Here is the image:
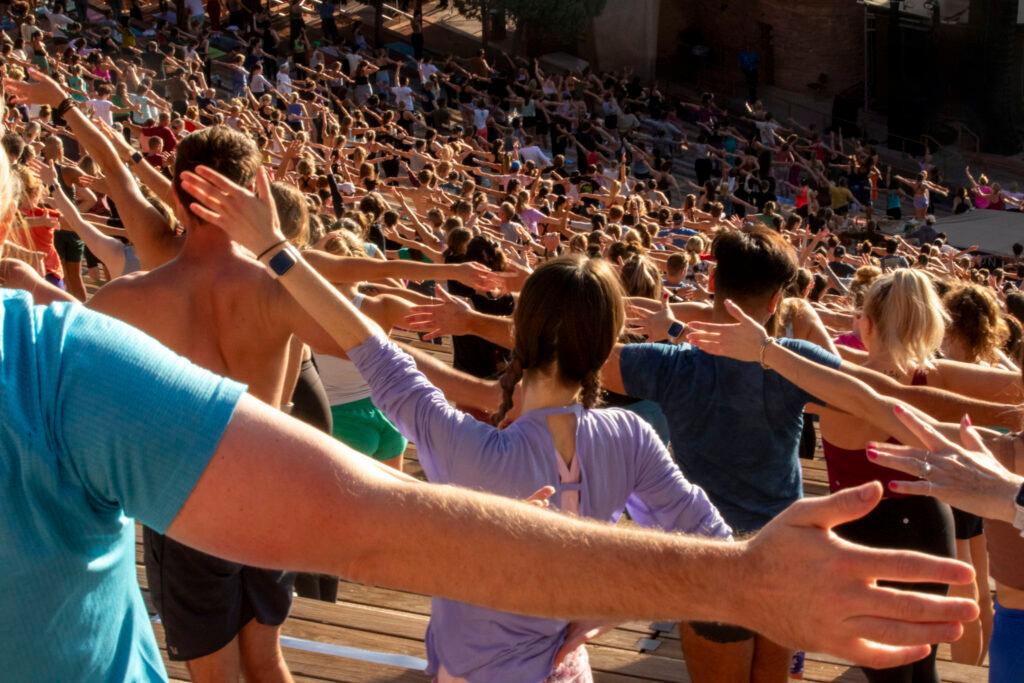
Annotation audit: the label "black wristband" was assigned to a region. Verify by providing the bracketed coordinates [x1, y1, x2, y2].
[257, 239, 288, 261]
[54, 97, 75, 118]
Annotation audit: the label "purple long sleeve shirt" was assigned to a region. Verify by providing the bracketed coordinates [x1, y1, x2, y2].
[348, 335, 731, 683]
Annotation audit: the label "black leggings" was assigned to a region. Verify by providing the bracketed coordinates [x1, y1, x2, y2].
[289, 358, 340, 603]
[835, 497, 955, 683]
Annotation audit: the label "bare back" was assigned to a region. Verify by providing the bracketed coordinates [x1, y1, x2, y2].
[88, 241, 295, 406]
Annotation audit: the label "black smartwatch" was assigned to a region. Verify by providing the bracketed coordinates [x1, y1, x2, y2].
[667, 320, 685, 342]
[130, 151, 144, 165]
[267, 244, 300, 279]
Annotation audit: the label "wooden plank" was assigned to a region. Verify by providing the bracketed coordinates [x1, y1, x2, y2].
[151, 620, 428, 683]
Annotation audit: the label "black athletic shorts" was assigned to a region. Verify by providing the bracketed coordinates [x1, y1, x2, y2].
[953, 507, 984, 540]
[689, 621, 755, 643]
[144, 527, 295, 661]
[54, 229, 85, 262]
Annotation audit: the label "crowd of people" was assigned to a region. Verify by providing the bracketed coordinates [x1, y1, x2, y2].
[2, 1, 1024, 682]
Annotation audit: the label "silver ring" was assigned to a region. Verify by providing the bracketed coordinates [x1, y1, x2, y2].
[922, 452, 933, 479]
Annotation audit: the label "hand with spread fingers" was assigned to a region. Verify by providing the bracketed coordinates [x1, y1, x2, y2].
[867, 407, 1023, 524]
[743, 482, 979, 668]
[179, 164, 284, 255]
[685, 298, 767, 361]
[4, 68, 67, 108]
[403, 284, 473, 341]
[627, 293, 678, 342]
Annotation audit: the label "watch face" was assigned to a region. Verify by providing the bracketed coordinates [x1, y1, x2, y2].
[268, 246, 297, 276]
[1016, 481, 1024, 507]
[667, 322, 685, 339]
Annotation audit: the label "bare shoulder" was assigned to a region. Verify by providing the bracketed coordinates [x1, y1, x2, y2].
[85, 271, 155, 317]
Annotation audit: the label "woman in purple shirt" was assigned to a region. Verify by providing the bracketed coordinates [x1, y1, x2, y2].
[347, 255, 731, 682]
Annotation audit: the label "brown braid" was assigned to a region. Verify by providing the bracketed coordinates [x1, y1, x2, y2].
[492, 353, 524, 426]
[579, 370, 603, 410]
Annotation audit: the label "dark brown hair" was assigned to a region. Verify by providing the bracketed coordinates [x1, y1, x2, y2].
[173, 125, 261, 209]
[711, 226, 797, 305]
[493, 255, 625, 425]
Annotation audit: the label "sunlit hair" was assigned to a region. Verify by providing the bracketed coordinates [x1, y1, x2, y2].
[0, 143, 23, 256]
[270, 181, 310, 249]
[318, 229, 363, 256]
[943, 284, 1009, 364]
[850, 265, 882, 309]
[620, 254, 662, 299]
[862, 269, 948, 373]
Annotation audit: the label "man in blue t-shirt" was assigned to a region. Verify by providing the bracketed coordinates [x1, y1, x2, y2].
[603, 227, 841, 683]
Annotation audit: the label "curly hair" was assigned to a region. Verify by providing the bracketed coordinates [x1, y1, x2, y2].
[943, 284, 1009, 364]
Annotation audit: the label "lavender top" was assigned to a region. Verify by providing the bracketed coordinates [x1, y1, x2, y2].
[349, 335, 731, 683]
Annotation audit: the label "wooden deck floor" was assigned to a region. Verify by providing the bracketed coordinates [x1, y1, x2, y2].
[142, 332, 989, 682]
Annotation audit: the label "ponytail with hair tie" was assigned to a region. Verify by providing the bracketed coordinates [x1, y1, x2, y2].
[493, 352, 524, 427]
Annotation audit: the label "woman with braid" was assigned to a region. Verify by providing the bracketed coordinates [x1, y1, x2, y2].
[260, 250, 731, 681]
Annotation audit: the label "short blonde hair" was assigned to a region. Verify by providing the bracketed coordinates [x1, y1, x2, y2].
[863, 269, 948, 373]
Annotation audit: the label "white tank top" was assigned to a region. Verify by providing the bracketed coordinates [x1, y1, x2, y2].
[315, 294, 373, 406]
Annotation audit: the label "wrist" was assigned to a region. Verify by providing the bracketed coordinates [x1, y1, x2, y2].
[1004, 474, 1024, 526]
[759, 336, 778, 368]
[256, 233, 290, 260]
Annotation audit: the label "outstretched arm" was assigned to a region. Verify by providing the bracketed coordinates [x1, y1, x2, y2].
[5, 69, 180, 269]
[687, 300, 1022, 441]
[402, 285, 514, 347]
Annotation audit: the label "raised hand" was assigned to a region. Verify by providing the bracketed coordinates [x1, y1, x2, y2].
[685, 299, 767, 362]
[627, 293, 676, 342]
[179, 165, 284, 255]
[402, 284, 473, 341]
[744, 482, 978, 668]
[4, 68, 68, 108]
[46, 165, 76, 215]
[867, 409, 1023, 523]
[452, 261, 511, 293]
[78, 173, 114, 197]
[28, 158, 56, 187]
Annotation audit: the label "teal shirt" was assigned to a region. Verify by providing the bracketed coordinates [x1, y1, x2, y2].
[0, 290, 246, 681]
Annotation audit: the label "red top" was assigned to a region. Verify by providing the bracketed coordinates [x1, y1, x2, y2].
[141, 125, 177, 152]
[821, 369, 927, 497]
[22, 207, 63, 280]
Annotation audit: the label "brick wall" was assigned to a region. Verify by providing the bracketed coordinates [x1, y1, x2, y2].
[654, 0, 864, 96]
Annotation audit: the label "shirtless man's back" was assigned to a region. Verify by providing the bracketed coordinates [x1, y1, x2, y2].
[87, 127, 337, 683]
[91, 239, 297, 404]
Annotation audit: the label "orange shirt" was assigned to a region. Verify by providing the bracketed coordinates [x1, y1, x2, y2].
[22, 207, 63, 280]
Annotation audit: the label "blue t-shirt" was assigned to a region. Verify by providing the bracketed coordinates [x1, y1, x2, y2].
[0, 290, 245, 681]
[620, 338, 841, 532]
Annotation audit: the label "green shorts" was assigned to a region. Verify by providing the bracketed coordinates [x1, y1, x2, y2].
[330, 397, 407, 461]
[54, 229, 85, 263]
